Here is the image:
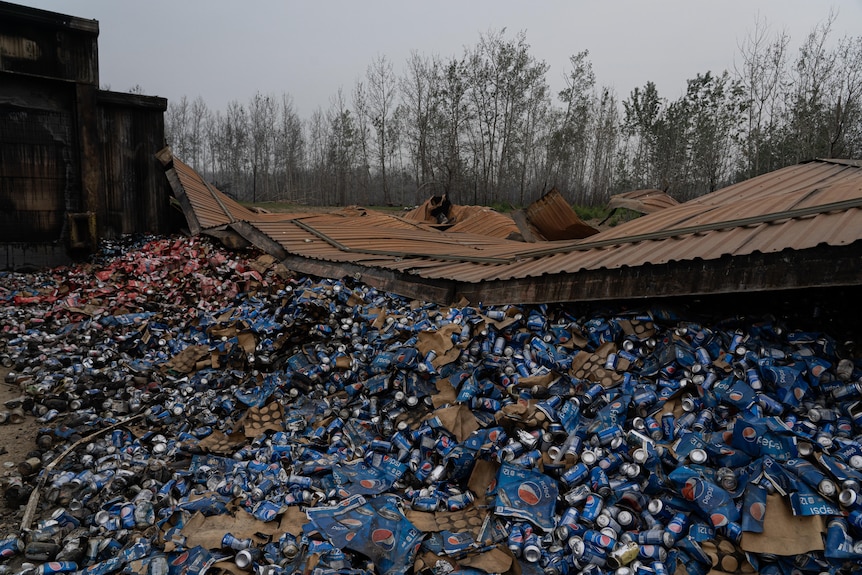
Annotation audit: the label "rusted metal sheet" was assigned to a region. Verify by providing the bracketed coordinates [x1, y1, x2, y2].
[524, 188, 598, 240]
[403, 194, 523, 239]
[607, 188, 679, 214]
[163, 149, 862, 305]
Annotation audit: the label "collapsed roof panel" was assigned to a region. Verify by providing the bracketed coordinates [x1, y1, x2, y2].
[606, 188, 680, 214]
[160, 148, 862, 305]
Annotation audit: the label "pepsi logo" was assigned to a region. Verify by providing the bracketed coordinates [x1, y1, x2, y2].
[518, 482, 542, 506]
[377, 506, 403, 521]
[667, 521, 683, 534]
[360, 479, 386, 489]
[741, 427, 757, 442]
[597, 534, 612, 547]
[338, 518, 364, 529]
[171, 551, 189, 566]
[681, 478, 698, 501]
[447, 535, 466, 546]
[729, 391, 744, 401]
[488, 429, 501, 442]
[372, 528, 396, 551]
[487, 478, 497, 493]
[793, 387, 806, 400]
[710, 512, 729, 527]
[749, 501, 766, 521]
[345, 532, 356, 542]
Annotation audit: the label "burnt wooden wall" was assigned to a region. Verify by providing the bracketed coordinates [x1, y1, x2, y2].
[0, 1, 172, 270]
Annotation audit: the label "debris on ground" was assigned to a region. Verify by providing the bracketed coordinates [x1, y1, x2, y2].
[1, 234, 861, 575]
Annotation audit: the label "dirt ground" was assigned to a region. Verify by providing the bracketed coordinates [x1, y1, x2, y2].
[0, 367, 40, 538]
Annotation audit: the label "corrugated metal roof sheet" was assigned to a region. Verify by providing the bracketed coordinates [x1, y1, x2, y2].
[161, 150, 862, 304]
[524, 188, 598, 240]
[607, 188, 680, 214]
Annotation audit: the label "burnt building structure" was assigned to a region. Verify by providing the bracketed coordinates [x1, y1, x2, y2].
[0, 1, 174, 269]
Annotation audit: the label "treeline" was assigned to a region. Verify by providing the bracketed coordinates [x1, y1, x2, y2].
[165, 18, 862, 208]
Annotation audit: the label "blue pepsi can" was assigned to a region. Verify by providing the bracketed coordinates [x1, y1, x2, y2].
[414, 460, 433, 483]
[583, 529, 616, 550]
[561, 462, 590, 486]
[756, 393, 783, 415]
[582, 383, 605, 405]
[745, 368, 762, 391]
[35, 562, 78, 575]
[644, 416, 662, 440]
[222, 533, 253, 551]
[592, 424, 623, 447]
[847, 509, 862, 530]
[637, 528, 674, 548]
[661, 413, 675, 441]
[252, 499, 280, 522]
[581, 493, 604, 524]
[560, 506, 580, 527]
[0, 536, 23, 559]
[507, 523, 524, 557]
[720, 521, 742, 543]
[589, 466, 611, 498]
[638, 544, 667, 562]
[446, 491, 473, 511]
[665, 511, 689, 542]
[569, 537, 607, 566]
[412, 496, 439, 511]
[119, 503, 136, 529]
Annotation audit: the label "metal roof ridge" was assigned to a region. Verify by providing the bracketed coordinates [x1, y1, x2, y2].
[516, 194, 862, 259]
[289, 219, 514, 264]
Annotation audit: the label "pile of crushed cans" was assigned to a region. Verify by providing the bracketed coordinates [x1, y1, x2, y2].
[1, 234, 862, 575]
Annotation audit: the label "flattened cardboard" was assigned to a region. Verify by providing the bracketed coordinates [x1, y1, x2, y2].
[278, 506, 308, 536]
[458, 545, 514, 574]
[181, 509, 281, 550]
[740, 494, 825, 555]
[430, 404, 479, 442]
[468, 459, 499, 506]
[242, 401, 285, 438]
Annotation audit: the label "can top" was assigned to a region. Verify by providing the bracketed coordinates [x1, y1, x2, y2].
[689, 448, 708, 464]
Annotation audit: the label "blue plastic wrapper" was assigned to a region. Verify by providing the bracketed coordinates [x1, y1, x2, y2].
[306, 494, 422, 575]
[740, 482, 767, 533]
[493, 463, 558, 532]
[333, 456, 406, 496]
[825, 518, 862, 560]
[166, 547, 214, 575]
[668, 466, 740, 528]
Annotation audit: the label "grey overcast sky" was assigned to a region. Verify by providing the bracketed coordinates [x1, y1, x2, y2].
[13, 1, 862, 116]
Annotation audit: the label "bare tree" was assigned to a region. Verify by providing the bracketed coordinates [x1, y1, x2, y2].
[327, 88, 356, 205]
[400, 51, 438, 203]
[306, 107, 330, 205]
[188, 96, 208, 170]
[734, 16, 790, 177]
[365, 55, 397, 205]
[275, 94, 304, 202]
[248, 92, 277, 202]
[165, 95, 190, 159]
[551, 51, 596, 201]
